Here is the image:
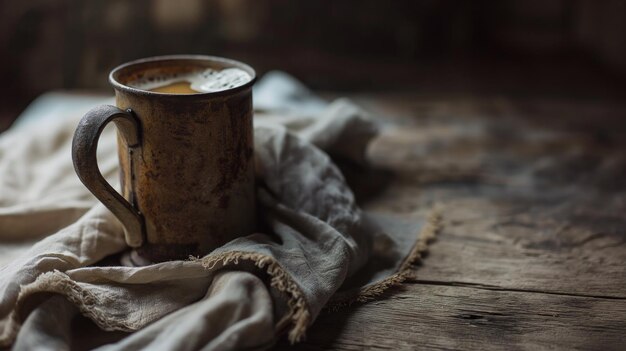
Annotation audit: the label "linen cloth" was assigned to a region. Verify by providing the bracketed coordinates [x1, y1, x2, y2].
[0, 72, 436, 350]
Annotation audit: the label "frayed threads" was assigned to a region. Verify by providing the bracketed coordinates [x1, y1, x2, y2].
[0, 270, 137, 348]
[200, 251, 311, 344]
[326, 207, 443, 310]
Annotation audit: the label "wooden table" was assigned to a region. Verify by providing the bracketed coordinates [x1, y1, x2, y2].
[276, 94, 626, 350]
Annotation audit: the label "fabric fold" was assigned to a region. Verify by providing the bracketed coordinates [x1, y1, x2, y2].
[0, 73, 436, 350]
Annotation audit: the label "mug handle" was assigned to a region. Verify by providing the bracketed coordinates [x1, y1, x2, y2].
[72, 105, 145, 247]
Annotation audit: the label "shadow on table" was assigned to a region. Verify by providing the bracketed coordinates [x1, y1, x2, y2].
[335, 158, 395, 205]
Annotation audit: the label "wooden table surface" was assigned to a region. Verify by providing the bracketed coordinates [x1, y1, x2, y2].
[276, 94, 626, 350]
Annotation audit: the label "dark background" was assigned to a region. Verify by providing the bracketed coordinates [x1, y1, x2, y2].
[1, 0, 625, 130]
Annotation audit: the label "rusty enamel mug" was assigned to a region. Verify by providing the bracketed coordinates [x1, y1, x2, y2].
[72, 55, 257, 262]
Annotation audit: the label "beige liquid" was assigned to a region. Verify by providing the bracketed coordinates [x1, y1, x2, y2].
[128, 67, 252, 94]
[149, 81, 201, 94]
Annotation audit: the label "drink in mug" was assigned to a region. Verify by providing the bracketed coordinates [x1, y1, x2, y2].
[72, 55, 257, 263]
[127, 67, 253, 94]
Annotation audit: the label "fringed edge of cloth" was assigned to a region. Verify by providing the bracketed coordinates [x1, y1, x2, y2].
[325, 207, 443, 310]
[199, 252, 311, 344]
[0, 269, 139, 348]
[0, 208, 441, 347]
[0, 251, 312, 347]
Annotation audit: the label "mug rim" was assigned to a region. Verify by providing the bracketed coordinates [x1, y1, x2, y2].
[109, 54, 257, 98]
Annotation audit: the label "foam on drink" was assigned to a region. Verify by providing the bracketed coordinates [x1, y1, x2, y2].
[126, 68, 252, 94]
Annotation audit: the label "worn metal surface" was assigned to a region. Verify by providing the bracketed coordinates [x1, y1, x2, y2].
[73, 56, 257, 262]
[72, 105, 144, 248]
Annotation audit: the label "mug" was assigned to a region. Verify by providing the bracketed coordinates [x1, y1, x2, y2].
[72, 55, 257, 262]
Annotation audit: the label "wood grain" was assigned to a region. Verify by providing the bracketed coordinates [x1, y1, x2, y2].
[276, 95, 626, 350]
[278, 283, 626, 350]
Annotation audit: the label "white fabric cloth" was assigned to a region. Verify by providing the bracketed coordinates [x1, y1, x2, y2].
[0, 74, 428, 350]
